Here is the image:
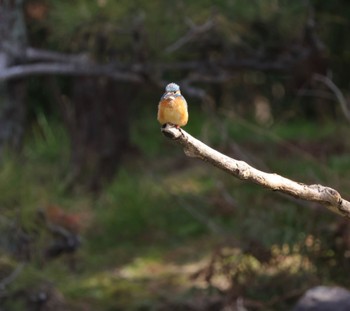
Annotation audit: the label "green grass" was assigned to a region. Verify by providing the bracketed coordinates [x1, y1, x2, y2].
[0, 110, 350, 310]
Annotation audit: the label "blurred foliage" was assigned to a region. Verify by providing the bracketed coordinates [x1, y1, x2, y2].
[1, 106, 350, 309]
[25, 0, 350, 127]
[1, 0, 349, 310]
[33, 0, 308, 59]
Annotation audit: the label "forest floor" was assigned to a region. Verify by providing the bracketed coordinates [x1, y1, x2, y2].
[1, 107, 350, 311]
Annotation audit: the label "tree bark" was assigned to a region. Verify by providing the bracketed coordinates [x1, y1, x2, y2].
[0, 0, 28, 156]
[62, 77, 134, 192]
[161, 124, 350, 218]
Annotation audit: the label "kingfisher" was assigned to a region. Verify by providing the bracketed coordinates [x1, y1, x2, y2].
[157, 82, 188, 128]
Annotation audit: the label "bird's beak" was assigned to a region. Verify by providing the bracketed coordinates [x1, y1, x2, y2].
[163, 93, 175, 100]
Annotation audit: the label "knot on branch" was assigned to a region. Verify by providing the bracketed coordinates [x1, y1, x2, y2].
[325, 187, 341, 200]
[184, 146, 197, 158]
[310, 184, 341, 202]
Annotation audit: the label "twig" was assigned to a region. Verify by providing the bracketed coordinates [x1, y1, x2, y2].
[165, 19, 214, 53]
[313, 73, 350, 122]
[161, 124, 350, 218]
[0, 263, 24, 290]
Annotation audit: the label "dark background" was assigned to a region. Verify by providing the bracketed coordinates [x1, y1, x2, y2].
[0, 0, 350, 310]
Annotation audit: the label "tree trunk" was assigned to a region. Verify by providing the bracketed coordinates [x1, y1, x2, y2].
[0, 0, 28, 156]
[62, 76, 134, 192]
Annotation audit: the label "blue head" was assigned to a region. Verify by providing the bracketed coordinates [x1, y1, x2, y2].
[165, 83, 180, 93]
[161, 82, 181, 101]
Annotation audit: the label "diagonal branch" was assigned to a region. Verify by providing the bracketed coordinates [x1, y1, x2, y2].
[313, 73, 350, 122]
[161, 124, 350, 218]
[165, 19, 214, 53]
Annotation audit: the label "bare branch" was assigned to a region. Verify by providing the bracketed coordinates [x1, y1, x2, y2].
[0, 43, 298, 83]
[25, 47, 89, 63]
[313, 73, 350, 122]
[229, 142, 316, 210]
[161, 124, 350, 218]
[165, 19, 214, 54]
[0, 62, 142, 82]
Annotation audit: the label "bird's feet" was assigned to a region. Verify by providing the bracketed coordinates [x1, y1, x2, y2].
[163, 123, 180, 129]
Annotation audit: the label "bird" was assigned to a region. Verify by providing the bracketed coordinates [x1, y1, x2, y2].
[157, 82, 188, 128]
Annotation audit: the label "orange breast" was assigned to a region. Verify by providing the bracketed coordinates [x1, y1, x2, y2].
[157, 96, 188, 126]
